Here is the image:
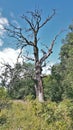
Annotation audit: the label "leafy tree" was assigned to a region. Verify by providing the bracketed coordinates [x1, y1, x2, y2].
[0, 87, 7, 111]
[43, 24, 73, 101]
[49, 25, 73, 100]
[0, 62, 35, 99]
[43, 65, 63, 102]
[59, 25, 73, 99]
[9, 78, 35, 99]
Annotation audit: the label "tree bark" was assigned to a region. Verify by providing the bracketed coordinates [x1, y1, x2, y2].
[34, 61, 44, 102]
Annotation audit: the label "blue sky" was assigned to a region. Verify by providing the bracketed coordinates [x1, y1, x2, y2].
[0, 0, 73, 65]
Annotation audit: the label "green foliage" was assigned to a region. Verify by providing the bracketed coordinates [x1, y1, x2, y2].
[0, 87, 8, 98]
[0, 114, 7, 125]
[0, 87, 12, 126]
[0, 87, 10, 111]
[8, 78, 35, 99]
[59, 27, 73, 99]
[4, 62, 36, 99]
[43, 74, 63, 102]
[43, 26, 73, 102]
[0, 99, 73, 130]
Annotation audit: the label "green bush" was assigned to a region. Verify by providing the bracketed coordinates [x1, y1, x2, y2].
[0, 87, 12, 127]
[0, 99, 73, 130]
[0, 114, 7, 125]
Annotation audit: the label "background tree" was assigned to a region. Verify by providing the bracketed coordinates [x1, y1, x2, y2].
[45, 24, 73, 101]
[43, 24, 73, 101]
[59, 24, 73, 99]
[0, 62, 35, 99]
[43, 65, 63, 102]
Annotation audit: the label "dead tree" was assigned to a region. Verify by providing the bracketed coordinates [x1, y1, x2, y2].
[5, 9, 62, 102]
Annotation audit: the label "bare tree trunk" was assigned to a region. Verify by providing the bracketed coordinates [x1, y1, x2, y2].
[37, 78, 44, 102]
[34, 61, 44, 102]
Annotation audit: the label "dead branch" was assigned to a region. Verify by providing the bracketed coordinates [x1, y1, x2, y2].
[5, 24, 34, 47]
[39, 9, 56, 28]
[40, 30, 64, 64]
[22, 15, 35, 32]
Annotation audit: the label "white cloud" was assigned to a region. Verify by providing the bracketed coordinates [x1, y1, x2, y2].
[0, 48, 23, 68]
[0, 48, 23, 84]
[0, 17, 8, 25]
[42, 62, 54, 75]
[0, 47, 53, 75]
